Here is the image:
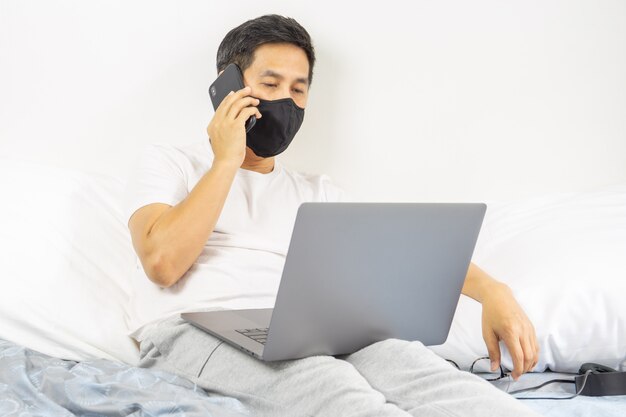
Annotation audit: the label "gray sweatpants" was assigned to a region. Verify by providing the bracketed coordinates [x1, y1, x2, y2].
[137, 315, 540, 417]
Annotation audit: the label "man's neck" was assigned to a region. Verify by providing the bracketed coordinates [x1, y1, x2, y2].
[240, 147, 275, 174]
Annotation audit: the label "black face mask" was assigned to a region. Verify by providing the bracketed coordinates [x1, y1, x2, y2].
[246, 97, 305, 158]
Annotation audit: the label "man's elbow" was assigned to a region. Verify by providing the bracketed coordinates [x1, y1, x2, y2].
[144, 251, 183, 288]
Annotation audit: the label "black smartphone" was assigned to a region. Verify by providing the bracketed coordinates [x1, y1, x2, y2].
[209, 63, 256, 132]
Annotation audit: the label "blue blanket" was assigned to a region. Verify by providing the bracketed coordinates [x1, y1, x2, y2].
[0, 339, 251, 416]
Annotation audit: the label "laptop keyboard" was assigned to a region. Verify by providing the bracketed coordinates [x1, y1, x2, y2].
[236, 328, 268, 345]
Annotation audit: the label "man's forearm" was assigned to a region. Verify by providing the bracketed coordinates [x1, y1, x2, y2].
[461, 262, 510, 303]
[146, 159, 239, 286]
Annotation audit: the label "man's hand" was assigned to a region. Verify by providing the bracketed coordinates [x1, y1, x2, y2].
[461, 263, 540, 381]
[480, 284, 539, 381]
[206, 86, 262, 166]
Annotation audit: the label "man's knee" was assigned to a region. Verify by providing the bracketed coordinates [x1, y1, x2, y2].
[138, 315, 223, 379]
[360, 338, 426, 356]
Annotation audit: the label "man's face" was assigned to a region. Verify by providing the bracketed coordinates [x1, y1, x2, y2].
[242, 42, 310, 109]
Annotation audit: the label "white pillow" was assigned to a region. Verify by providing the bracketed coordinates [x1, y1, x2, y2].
[429, 185, 626, 373]
[0, 157, 139, 364]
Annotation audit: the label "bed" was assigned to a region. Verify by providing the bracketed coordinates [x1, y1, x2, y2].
[0, 156, 624, 416]
[490, 371, 626, 416]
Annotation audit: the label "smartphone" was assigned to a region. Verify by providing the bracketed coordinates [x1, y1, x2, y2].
[209, 63, 256, 132]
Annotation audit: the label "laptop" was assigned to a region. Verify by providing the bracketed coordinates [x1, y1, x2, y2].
[182, 202, 486, 361]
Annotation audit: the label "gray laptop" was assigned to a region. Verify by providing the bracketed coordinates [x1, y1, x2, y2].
[182, 202, 486, 361]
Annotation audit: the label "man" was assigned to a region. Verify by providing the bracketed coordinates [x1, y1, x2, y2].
[125, 14, 541, 417]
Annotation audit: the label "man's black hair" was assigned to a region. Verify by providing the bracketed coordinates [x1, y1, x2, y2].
[216, 14, 315, 85]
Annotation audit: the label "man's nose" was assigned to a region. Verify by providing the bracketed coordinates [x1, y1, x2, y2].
[275, 86, 291, 100]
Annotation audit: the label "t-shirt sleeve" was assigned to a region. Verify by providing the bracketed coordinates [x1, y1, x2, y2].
[123, 144, 189, 225]
[320, 174, 354, 202]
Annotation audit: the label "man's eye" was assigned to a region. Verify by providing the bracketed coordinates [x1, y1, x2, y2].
[263, 83, 277, 88]
[293, 89, 304, 94]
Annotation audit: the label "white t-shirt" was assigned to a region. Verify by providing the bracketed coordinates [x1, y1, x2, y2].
[123, 139, 348, 341]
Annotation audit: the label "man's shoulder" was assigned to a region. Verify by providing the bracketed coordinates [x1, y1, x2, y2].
[143, 140, 210, 162]
[138, 140, 212, 174]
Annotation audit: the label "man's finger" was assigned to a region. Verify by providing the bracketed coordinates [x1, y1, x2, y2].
[216, 86, 252, 117]
[531, 329, 540, 371]
[503, 335, 524, 380]
[226, 96, 260, 122]
[235, 106, 263, 126]
[483, 330, 501, 371]
[520, 335, 534, 373]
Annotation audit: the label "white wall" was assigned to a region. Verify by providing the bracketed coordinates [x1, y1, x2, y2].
[1, 0, 625, 202]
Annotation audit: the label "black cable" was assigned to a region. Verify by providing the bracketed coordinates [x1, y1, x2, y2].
[445, 359, 460, 370]
[509, 370, 593, 400]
